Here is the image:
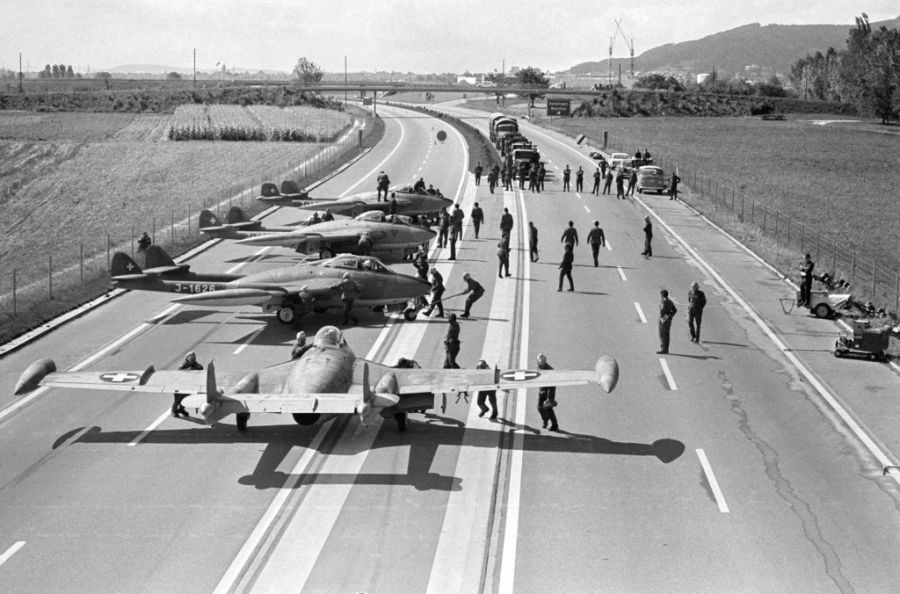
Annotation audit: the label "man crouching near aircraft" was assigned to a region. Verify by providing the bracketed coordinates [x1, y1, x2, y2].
[172, 352, 203, 417]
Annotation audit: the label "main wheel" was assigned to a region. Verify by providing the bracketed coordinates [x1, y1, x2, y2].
[813, 303, 832, 319]
[319, 248, 334, 259]
[637, 188, 643, 194]
[403, 308, 418, 321]
[276, 306, 296, 325]
[236, 413, 250, 432]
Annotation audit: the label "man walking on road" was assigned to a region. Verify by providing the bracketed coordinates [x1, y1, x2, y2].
[687, 281, 707, 342]
[657, 289, 677, 354]
[497, 238, 511, 278]
[641, 216, 653, 257]
[575, 166, 584, 192]
[536, 353, 559, 431]
[528, 221, 539, 262]
[560, 220, 579, 249]
[460, 272, 484, 318]
[443, 314, 461, 368]
[423, 267, 445, 317]
[500, 207, 514, 241]
[474, 162, 483, 186]
[587, 221, 606, 267]
[562, 165, 571, 191]
[558, 244, 574, 292]
[470, 202, 484, 239]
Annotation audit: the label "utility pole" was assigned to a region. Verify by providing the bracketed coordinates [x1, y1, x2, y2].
[18, 52, 24, 93]
[344, 56, 347, 103]
[193, 49, 196, 89]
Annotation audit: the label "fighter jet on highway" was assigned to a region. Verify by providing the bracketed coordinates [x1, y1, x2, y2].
[198, 207, 346, 241]
[255, 180, 313, 206]
[263, 185, 453, 218]
[15, 326, 620, 432]
[232, 210, 436, 261]
[111, 246, 430, 324]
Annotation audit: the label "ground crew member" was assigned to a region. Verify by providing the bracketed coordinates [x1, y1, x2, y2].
[602, 169, 613, 194]
[443, 314, 461, 368]
[438, 207, 450, 248]
[497, 238, 511, 278]
[476, 359, 498, 419]
[309, 211, 322, 225]
[528, 221, 539, 262]
[357, 233, 372, 256]
[687, 281, 707, 342]
[536, 353, 559, 431]
[600, 158, 608, 177]
[575, 166, 584, 192]
[461, 272, 484, 318]
[471, 202, 484, 239]
[562, 165, 571, 191]
[412, 246, 429, 281]
[799, 253, 814, 306]
[615, 170, 626, 199]
[376, 171, 390, 201]
[558, 244, 574, 292]
[488, 169, 497, 194]
[500, 207, 514, 240]
[560, 220, 579, 249]
[474, 162, 483, 186]
[528, 166, 538, 193]
[657, 289, 677, 354]
[340, 272, 360, 325]
[388, 193, 398, 215]
[503, 167, 512, 191]
[670, 171, 681, 200]
[290, 331, 309, 359]
[518, 163, 528, 189]
[172, 352, 203, 417]
[138, 232, 152, 252]
[628, 169, 638, 196]
[424, 267, 445, 317]
[538, 164, 546, 192]
[413, 177, 426, 193]
[641, 216, 653, 257]
[592, 167, 601, 195]
[322, 210, 334, 222]
[587, 221, 606, 266]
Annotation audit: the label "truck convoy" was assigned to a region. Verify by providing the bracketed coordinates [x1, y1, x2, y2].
[488, 113, 541, 179]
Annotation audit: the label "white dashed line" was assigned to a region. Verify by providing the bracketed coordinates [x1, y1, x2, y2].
[617, 266, 627, 281]
[583, 205, 591, 213]
[0, 541, 25, 567]
[634, 302, 647, 323]
[233, 328, 264, 354]
[696, 449, 730, 513]
[128, 410, 173, 447]
[659, 358, 677, 390]
[605, 240, 612, 251]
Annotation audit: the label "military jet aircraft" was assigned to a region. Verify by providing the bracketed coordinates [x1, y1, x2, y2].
[255, 180, 313, 206]
[15, 326, 620, 432]
[232, 210, 436, 261]
[198, 207, 350, 242]
[111, 246, 430, 324]
[263, 185, 453, 218]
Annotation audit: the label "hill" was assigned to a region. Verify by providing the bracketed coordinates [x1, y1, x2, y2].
[567, 15, 900, 78]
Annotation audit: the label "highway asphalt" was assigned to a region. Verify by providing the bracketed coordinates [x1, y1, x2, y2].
[0, 101, 898, 593]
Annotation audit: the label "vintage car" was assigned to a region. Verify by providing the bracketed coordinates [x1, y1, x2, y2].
[636, 166, 668, 194]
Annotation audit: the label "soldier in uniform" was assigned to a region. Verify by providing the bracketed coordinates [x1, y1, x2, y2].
[476, 359, 498, 419]
[560, 220, 579, 249]
[536, 353, 559, 431]
[687, 281, 707, 342]
[497, 238, 511, 278]
[423, 266, 445, 317]
[376, 171, 390, 201]
[474, 162, 483, 186]
[460, 272, 484, 318]
[172, 352, 203, 417]
[500, 207, 514, 241]
[138, 232, 152, 252]
[575, 166, 584, 192]
[290, 331, 309, 359]
[357, 233, 372, 256]
[562, 165, 571, 191]
[799, 253, 814, 306]
[587, 221, 606, 267]
[443, 314, 461, 368]
[528, 221, 539, 262]
[339, 272, 360, 325]
[641, 216, 653, 257]
[592, 167, 601, 195]
[438, 207, 450, 248]
[657, 289, 677, 354]
[470, 202, 484, 239]
[558, 243, 574, 292]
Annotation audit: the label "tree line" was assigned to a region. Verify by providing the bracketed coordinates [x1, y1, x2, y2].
[38, 64, 78, 79]
[791, 13, 899, 123]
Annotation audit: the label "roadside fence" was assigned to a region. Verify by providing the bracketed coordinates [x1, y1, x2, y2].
[0, 112, 377, 331]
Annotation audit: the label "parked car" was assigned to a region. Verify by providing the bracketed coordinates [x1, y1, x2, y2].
[636, 166, 667, 194]
[608, 158, 631, 175]
[589, 151, 605, 161]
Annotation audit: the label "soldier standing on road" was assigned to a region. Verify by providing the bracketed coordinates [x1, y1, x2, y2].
[500, 207, 514, 240]
[497, 238, 511, 278]
[670, 171, 681, 200]
[443, 314, 461, 368]
[600, 158, 608, 177]
[628, 169, 638, 196]
[602, 169, 613, 195]
[558, 244, 574, 292]
[424, 266, 445, 317]
[528, 221, 539, 262]
[687, 281, 707, 342]
[641, 216, 653, 257]
[438, 207, 450, 248]
[340, 272, 360, 326]
[474, 162, 483, 186]
[799, 253, 815, 306]
[575, 166, 584, 192]
[503, 166, 512, 191]
[562, 165, 571, 191]
[476, 359, 498, 419]
[538, 164, 546, 192]
[657, 289, 677, 354]
[470, 202, 484, 239]
[536, 353, 559, 431]
[587, 221, 606, 267]
[592, 167, 601, 195]
[615, 169, 626, 199]
[487, 169, 497, 194]
[528, 166, 538, 193]
[376, 171, 390, 201]
[560, 220, 579, 249]
[460, 272, 484, 318]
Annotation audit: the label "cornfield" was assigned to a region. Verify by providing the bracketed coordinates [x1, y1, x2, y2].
[168, 104, 350, 142]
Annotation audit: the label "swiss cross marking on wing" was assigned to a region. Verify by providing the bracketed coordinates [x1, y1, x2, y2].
[500, 370, 540, 381]
[100, 372, 141, 383]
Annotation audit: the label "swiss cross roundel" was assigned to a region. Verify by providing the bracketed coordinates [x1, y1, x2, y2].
[100, 372, 141, 383]
[500, 370, 540, 381]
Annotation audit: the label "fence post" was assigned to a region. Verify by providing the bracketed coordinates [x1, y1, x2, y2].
[107, 233, 111, 270]
[12, 269, 16, 316]
[152, 218, 156, 244]
[49, 255, 53, 300]
[851, 251, 856, 288]
[871, 257, 877, 304]
[832, 240, 836, 278]
[80, 244, 84, 285]
[131, 225, 135, 256]
[171, 210, 175, 244]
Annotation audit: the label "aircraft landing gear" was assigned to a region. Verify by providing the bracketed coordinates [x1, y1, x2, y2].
[236, 412, 250, 432]
[403, 308, 418, 321]
[394, 412, 408, 432]
[276, 306, 297, 325]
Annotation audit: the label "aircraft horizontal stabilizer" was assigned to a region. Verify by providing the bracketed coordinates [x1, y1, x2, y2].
[171, 288, 277, 306]
[111, 273, 150, 281]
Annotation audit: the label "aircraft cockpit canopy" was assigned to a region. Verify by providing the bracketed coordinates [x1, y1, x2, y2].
[314, 326, 344, 347]
[392, 185, 415, 194]
[322, 254, 389, 273]
[355, 211, 387, 223]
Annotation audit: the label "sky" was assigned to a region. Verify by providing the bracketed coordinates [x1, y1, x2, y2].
[2, 0, 898, 74]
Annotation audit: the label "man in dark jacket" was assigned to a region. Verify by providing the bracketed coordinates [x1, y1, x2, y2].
[562, 165, 571, 191]
[499, 208, 514, 240]
[470, 202, 484, 238]
[560, 220, 579, 249]
[476, 359, 498, 419]
[528, 221, 539, 262]
[424, 267, 445, 317]
[558, 244, 574, 292]
[461, 273, 484, 318]
[340, 273, 361, 325]
[657, 289, 677, 354]
[586, 221, 606, 267]
[443, 314, 461, 368]
[687, 281, 707, 342]
[641, 216, 653, 257]
[536, 353, 559, 431]
[497, 238, 511, 278]
[172, 352, 203, 417]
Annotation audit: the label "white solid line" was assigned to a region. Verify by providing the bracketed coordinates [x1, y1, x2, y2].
[0, 541, 25, 567]
[617, 266, 627, 281]
[605, 240, 612, 251]
[660, 358, 677, 390]
[634, 302, 647, 323]
[233, 328, 264, 355]
[696, 449, 730, 513]
[127, 410, 173, 447]
[339, 107, 408, 197]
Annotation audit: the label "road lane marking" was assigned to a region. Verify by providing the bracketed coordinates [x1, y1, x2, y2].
[583, 205, 591, 213]
[339, 105, 408, 197]
[634, 302, 647, 323]
[0, 541, 25, 567]
[696, 449, 730, 513]
[127, 410, 172, 447]
[233, 328, 264, 355]
[617, 266, 627, 281]
[605, 240, 612, 251]
[660, 358, 677, 390]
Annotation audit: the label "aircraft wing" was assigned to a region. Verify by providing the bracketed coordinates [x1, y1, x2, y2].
[235, 229, 361, 248]
[362, 356, 619, 395]
[179, 392, 359, 414]
[280, 277, 344, 297]
[295, 200, 366, 215]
